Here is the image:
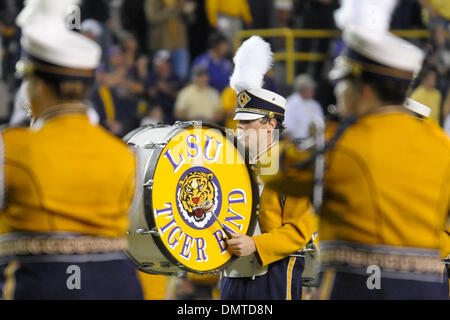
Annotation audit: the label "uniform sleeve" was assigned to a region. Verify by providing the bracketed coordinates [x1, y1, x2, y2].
[205, 0, 219, 27]
[252, 188, 316, 266]
[240, 0, 253, 25]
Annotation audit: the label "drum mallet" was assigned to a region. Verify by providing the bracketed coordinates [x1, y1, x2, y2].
[202, 200, 232, 239]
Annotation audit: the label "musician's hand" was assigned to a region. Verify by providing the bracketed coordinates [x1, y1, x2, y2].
[226, 232, 256, 257]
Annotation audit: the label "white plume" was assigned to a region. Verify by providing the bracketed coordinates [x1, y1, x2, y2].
[230, 36, 273, 93]
[335, 0, 398, 32]
[17, 0, 80, 27]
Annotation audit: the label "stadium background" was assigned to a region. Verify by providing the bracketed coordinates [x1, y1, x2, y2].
[0, 0, 449, 299]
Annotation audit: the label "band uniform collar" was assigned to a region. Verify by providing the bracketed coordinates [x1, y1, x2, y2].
[31, 103, 88, 130]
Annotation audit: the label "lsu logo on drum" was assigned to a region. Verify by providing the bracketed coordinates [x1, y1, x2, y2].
[151, 125, 255, 273]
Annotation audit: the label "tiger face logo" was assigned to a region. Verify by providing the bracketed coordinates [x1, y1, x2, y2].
[176, 168, 222, 229]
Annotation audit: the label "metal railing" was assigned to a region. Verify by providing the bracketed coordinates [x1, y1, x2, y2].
[234, 29, 430, 85]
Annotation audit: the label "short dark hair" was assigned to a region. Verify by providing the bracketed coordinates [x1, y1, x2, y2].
[192, 65, 209, 78]
[208, 32, 228, 49]
[351, 73, 410, 105]
[36, 72, 91, 101]
[261, 116, 285, 134]
[424, 66, 437, 75]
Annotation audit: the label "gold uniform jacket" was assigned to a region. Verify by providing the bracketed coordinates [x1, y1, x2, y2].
[0, 113, 137, 238]
[253, 189, 316, 267]
[253, 143, 317, 267]
[320, 112, 450, 252]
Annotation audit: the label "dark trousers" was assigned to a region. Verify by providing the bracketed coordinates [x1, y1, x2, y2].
[0, 253, 143, 300]
[446, 266, 450, 299]
[319, 270, 449, 300]
[221, 256, 305, 300]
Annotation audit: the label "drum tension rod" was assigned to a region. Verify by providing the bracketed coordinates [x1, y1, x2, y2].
[127, 143, 138, 149]
[141, 263, 155, 268]
[136, 227, 160, 237]
[174, 120, 200, 127]
[143, 180, 154, 190]
[144, 142, 167, 149]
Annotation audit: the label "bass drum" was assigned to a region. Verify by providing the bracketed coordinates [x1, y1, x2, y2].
[124, 122, 258, 275]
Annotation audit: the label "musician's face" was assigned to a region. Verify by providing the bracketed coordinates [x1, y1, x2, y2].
[237, 118, 277, 157]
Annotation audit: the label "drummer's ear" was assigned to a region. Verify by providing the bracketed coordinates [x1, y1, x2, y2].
[268, 118, 278, 130]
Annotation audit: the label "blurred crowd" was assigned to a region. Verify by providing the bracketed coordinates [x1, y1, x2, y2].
[0, 0, 449, 299]
[1, 0, 450, 138]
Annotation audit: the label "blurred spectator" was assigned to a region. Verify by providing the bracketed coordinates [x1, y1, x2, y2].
[121, 33, 140, 69]
[284, 74, 324, 140]
[428, 24, 450, 94]
[141, 106, 165, 126]
[420, 0, 450, 28]
[81, 19, 103, 41]
[92, 46, 143, 136]
[2, 0, 446, 139]
[145, 0, 196, 81]
[206, 0, 253, 44]
[80, 0, 110, 23]
[295, 0, 339, 29]
[410, 68, 443, 124]
[248, 0, 274, 29]
[192, 33, 232, 93]
[274, 0, 293, 28]
[174, 65, 223, 122]
[108, 0, 127, 42]
[0, 0, 21, 92]
[81, 19, 108, 65]
[148, 50, 183, 124]
[391, 0, 425, 29]
[80, 0, 115, 66]
[186, 0, 212, 62]
[120, 0, 149, 53]
[0, 77, 9, 122]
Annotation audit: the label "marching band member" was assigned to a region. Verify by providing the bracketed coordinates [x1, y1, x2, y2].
[263, 25, 450, 299]
[0, 0, 143, 299]
[220, 36, 316, 300]
[404, 98, 449, 298]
